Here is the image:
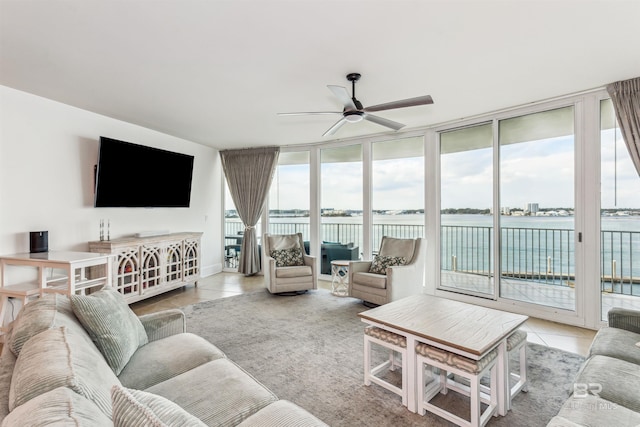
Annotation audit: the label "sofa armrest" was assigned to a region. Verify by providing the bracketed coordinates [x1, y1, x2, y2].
[608, 307, 640, 334]
[138, 309, 186, 342]
[264, 256, 276, 289]
[349, 260, 372, 273]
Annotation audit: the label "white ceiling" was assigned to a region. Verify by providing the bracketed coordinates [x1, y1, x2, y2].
[1, 0, 639, 150]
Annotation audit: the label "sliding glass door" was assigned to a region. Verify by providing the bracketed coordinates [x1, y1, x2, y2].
[439, 106, 577, 311]
[439, 123, 494, 297]
[498, 106, 576, 310]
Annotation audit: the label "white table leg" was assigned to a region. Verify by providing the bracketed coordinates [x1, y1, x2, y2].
[406, 334, 418, 413]
[496, 339, 507, 416]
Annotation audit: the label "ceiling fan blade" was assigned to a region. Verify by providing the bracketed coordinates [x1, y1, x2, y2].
[327, 85, 357, 111]
[277, 111, 342, 116]
[363, 113, 405, 131]
[323, 117, 347, 137]
[364, 95, 434, 112]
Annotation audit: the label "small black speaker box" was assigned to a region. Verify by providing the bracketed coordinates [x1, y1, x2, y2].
[29, 231, 48, 253]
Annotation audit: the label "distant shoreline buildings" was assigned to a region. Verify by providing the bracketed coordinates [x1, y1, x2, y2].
[225, 206, 640, 218]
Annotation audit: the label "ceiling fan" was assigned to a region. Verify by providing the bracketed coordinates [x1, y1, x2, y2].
[278, 73, 434, 137]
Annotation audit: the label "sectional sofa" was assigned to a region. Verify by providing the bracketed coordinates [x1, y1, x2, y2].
[547, 307, 640, 426]
[0, 288, 328, 426]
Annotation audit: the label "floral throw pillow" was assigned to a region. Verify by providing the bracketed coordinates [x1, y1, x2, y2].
[270, 248, 305, 267]
[369, 255, 407, 275]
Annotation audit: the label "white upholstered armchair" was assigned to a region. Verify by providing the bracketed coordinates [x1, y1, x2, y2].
[263, 233, 317, 294]
[349, 236, 426, 306]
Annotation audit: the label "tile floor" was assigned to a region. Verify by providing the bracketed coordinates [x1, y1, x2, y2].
[131, 272, 597, 357]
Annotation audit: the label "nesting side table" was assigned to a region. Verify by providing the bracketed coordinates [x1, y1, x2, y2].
[330, 260, 350, 296]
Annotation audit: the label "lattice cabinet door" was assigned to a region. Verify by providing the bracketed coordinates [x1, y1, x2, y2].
[89, 232, 202, 303]
[141, 244, 163, 292]
[184, 238, 200, 280]
[114, 248, 140, 298]
[165, 241, 183, 285]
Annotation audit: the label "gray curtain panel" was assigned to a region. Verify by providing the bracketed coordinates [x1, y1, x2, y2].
[220, 146, 280, 275]
[607, 77, 640, 177]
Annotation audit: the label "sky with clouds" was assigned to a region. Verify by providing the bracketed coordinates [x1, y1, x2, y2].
[232, 129, 639, 213]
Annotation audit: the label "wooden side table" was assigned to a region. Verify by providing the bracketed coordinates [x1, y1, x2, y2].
[0, 251, 114, 337]
[330, 260, 350, 297]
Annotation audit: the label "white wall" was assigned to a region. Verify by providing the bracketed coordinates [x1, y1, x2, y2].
[0, 85, 224, 277]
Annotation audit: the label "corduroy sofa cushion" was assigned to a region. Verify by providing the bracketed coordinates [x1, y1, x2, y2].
[588, 326, 640, 365]
[147, 358, 278, 426]
[552, 394, 640, 427]
[9, 326, 120, 418]
[118, 332, 226, 390]
[236, 400, 329, 427]
[575, 355, 640, 413]
[1, 386, 111, 427]
[71, 286, 149, 375]
[8, 293, 93, 357]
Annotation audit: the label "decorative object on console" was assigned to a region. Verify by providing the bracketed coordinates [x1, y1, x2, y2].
[99, 220, 110, 241]
[29, 231, 48, 253]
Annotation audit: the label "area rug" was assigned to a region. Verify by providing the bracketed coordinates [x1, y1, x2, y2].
[181, 289, 584, 427]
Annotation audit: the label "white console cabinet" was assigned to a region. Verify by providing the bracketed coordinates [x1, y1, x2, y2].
[88, 232, 202, 304]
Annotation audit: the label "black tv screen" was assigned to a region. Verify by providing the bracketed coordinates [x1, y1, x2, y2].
[94, 137, 194, 208]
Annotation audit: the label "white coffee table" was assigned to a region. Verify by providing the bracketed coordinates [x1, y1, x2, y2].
[358, 294, 528, 415]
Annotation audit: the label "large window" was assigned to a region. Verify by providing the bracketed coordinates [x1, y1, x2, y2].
[268, 151, 310, 240]
[256, 88, 640, 328]
[320, 144, 362, 275]
[372, 136, 425, 253]
[600, 98, 640, 320]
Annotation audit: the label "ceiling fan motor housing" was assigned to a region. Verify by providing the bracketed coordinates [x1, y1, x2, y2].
[344, 111, 364, 122]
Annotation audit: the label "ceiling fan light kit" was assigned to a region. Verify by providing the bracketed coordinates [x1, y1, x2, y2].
[278, 72, 434, 137]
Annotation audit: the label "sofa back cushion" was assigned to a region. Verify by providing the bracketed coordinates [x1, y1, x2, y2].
[267, 234, 302, 251]
[7, 293, 94, 357]
[0, 338, 17, 422]
[9, 326, 120, 419]
[378, 237, 416, 262]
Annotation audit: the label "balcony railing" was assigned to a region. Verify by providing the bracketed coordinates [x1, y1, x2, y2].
[224, 220, 640, 296]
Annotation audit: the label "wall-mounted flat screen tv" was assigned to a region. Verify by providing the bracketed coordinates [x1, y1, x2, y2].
[94, 136, 194, 208]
